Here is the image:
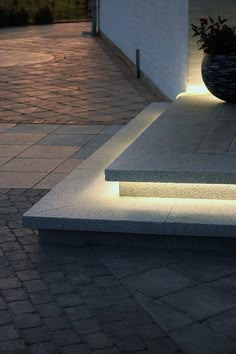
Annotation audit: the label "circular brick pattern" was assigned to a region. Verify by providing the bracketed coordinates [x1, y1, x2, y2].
[0, 49, 54, 67]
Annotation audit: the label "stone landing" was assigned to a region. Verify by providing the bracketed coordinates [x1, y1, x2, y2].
[23, 97, 236, 248]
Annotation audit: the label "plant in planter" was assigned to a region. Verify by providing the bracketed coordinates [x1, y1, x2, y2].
[191, 16, 236, 103]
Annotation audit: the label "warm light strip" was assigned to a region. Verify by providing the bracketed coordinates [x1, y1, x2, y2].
[119, 182, 236, 200]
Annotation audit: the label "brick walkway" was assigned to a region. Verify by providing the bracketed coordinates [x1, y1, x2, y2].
[0, 23, 236, 354]
[1, 189, 236, 353]
[0, 23, 156, 125]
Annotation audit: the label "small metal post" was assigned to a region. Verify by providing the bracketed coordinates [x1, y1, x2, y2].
[136, 49, 141, 79]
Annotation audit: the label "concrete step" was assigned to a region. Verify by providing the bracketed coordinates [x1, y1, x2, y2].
[23, 98, 236, 249]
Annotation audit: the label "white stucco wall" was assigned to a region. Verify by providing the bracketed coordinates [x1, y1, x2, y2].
[189, 0, 236, 87]
[99, 0, 189, 101]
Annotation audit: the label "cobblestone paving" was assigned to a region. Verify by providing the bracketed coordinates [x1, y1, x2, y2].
[0, 23, 157, 125]
[1, 188, 236, 353]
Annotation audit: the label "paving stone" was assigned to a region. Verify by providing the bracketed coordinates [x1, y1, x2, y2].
[121, 310, 154, 326]
[147, 337, 182, 354]
[35, 302, 62, 317]
[83, 332, 114, 350]
[64, 305, 93, 321]
[29, 341, 58, 354]
[0, 133, 46, 145]
[78, 284, 104, 298]
[21, 326, 50, 344]
[114, 336, 146, 352]
[122, 268, 195, 298]
[41, 271, 65, 283]
[94, 275, 120, 288]
[170, 323, 236, 354]
[0, 339, 26, 353]
[2, 288, 28, 302]
[0, 276, 21, 289]
[8, 124, 60, 134]
[132, 292, 193, 333]
[168, 257, 236, 283]
[92, 348, 120, 354]
[162, 284, 236, 321]
[105, 286, 130, 300]
[18, 145, 80, 159]
[9, 300, 34, 314]
[49, 281, 74, 294]
[93, 307, 122, 323]
[0, 265, 14, 279]
[56, 293, 83, 307]
[17, 269, 40, 281]
[53, 125, 105, 135]
[0, 324, 19, 341]
[0, 296, 7, 310]
[204, 308, 236, 340]
[14, 313, 42, 329]
[24, 279, 48, 292]
[67, 273, 92, 285]
[85, 264, 112, 277]
[29, 291, 54, 305]
[93, 348, 121, 354]
[103, 321, 135, 338]
[60, 343, 91, 354]
[43, 316, 72, 331]
[135, 323, 166, 340]
[38, 134, 95, 146]
[53, 328, 82, 346]
[5, 250, 28, 261]
[84, 295, 111, 309]
[11, 259, 35, 271]
[74, 319, 101, 334]
[0, 310, 12, 325]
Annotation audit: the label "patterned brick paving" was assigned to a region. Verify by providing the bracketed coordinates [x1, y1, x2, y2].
[0, 23, 157, 126]
[1, 189, 236, 353]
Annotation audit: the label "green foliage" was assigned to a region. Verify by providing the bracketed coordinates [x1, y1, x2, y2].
[0, 0, 89, 22]
[191, 16, 236, 54]
[34, 5, 53, 24]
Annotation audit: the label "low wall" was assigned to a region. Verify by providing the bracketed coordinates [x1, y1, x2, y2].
[99, 0, 189, 101]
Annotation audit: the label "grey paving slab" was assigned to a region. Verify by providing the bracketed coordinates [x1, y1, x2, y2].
[33, 173, 68, 189]
[18, 146, 80, 159]
[7, 124, 61, 134]
[162, 284, 236, 321]
[203, 308, 236, 340]
[71, 135, 114, 159]
[0, 124, 16, 134]
[0, 134, 46, 145]
[0, 158, 65, 173]
[100, 125, 124, 135]
[133, 291, 193, 333]
[53, 125, 106, 135]
[0, 172, 47, 188]
[121, 268, 195, 298]
[0, 158, 12, 167]
[37, 134, 96, 146]
[170, 323, 236, 354]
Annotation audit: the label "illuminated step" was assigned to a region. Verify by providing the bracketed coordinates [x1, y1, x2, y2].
[105, 94, 236, 200]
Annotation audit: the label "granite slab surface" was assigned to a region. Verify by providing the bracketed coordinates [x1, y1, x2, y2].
[105, 95, 236, 184]
[23, 100, 236, 240]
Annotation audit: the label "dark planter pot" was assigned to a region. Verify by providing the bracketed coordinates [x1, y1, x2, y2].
[201, 53, 236, 103]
